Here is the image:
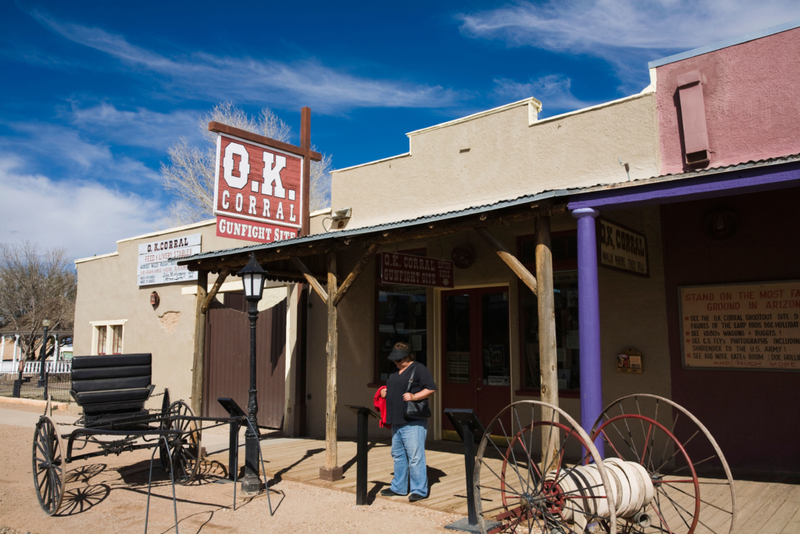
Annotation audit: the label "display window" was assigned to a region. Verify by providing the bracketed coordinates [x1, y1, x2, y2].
[374, 249, 428, 383]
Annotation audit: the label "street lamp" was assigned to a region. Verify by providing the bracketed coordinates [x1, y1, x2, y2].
[37, 319, 51, 390]
[238, 253, 266, 494]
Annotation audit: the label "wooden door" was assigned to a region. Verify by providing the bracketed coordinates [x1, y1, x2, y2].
[441, 287, 510, 433]
[203, 298, 286, 428]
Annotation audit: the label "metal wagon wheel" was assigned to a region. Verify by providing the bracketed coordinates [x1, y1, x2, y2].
[474, 400, 616, 534]
[158, 400, 201, 484]
[32, 416, 66, 515]
[590, 394, 736, 534]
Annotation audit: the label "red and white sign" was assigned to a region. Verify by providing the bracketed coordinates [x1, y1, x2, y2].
[213, 131, 304, 241]
[215, 215, 298, 244]
[379, 252, 454, 288]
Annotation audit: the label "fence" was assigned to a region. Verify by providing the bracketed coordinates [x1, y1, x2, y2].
[0, 360, 72, 375]
[0, 364, 72, 403]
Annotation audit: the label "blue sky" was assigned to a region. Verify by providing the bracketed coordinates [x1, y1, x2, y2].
[2, 0, 800, 260]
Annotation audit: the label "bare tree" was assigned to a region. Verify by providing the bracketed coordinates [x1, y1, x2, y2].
[160, 102, 332, 227]
[0, 242, 76, 361]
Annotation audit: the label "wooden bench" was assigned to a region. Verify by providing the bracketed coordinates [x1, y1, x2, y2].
[70, 353, 155, 427]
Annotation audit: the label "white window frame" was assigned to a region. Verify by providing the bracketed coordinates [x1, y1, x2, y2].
[90, 320, 127, 355]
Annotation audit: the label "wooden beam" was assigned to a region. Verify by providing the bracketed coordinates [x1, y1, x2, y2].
[185, 199, 566, 274]
[291, 257, 328, 304]
[320, 251, 343, 481]
[535, 215, 560, 472]
[200, 269, 230, 314]
[209, 121, 322, 161]
[474, 227, 538, 296]
[332, 243, 378, 307]
[191, 270, 209, 417]
[301, 107, 311, 236]
[266, 269, 326, 283]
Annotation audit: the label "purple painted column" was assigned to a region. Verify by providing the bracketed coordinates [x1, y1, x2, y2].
[572, 208, 604, 456]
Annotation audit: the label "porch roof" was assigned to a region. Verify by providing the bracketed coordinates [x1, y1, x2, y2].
[178, 152, 800, 276]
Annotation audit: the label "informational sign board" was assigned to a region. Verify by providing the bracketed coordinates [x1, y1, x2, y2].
[617, 347, 643, 374]
[679, 280, 800, 371]
[213, 131, 304, 243]
[137, 234, 201, 286]
[379, 252, 454, 288]
[598, 217, 649, 276]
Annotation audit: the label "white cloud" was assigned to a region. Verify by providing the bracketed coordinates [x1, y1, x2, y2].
[0, 155, 159, 260]
[5, 121, 161, 186]
[68, 103, 202, 150]
[493, 74, 596, 112]
[31, 13, 462, 114]
[457, 0, 800, 53]
[459, 0, 800, 92]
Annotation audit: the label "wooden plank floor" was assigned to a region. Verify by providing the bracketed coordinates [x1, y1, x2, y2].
[207, 436, 800, 533]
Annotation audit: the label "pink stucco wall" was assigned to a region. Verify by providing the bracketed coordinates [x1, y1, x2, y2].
[656, 27, 800, 175]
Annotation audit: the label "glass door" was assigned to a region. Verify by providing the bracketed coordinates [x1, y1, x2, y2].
[441, 287, 510, 434]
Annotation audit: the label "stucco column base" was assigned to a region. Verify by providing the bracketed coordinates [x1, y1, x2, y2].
[319, 466, 343, 481]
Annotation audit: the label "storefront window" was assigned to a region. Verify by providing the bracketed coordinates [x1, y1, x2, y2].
[518, 232, 579, 393]
[376, 285, 427, 382]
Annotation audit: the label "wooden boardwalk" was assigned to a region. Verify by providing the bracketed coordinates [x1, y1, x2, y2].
[207, 436, 800, 533]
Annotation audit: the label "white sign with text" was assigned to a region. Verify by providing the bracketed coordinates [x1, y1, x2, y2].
[137, 234, 201, 286]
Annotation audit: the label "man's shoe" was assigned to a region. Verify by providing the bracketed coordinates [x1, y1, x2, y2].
[380, 489, 403, 497]
[409, 493, 427, 502]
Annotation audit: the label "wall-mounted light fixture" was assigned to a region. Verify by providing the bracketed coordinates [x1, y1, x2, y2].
[150, 291, 160, 310]
[704, 208, 737, 239]
[330, 207, 352, 229]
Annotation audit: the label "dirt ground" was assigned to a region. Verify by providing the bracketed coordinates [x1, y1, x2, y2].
[0, 405, 462, 534]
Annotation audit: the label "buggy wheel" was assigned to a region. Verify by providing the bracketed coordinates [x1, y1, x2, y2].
[32, 416, 66, 515]
[590, 394, 736, 534]
[474, 401, 616, 534]
[159, 400, 201, 484]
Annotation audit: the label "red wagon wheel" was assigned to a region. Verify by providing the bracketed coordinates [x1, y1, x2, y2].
[32, 416, 66, 515]
[590, 394, 736, 534]
[474, 401, 616, 534]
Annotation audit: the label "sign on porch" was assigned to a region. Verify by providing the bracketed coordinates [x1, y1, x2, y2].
[379, 252, 454, 288]
[598, 217, 649, 276]
[212, 126, 305, 243]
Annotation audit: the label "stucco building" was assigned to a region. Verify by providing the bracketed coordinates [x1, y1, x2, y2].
[76, 21, 800, 479]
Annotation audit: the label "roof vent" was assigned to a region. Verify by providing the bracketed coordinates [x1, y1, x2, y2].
[677, 70, 710, 166]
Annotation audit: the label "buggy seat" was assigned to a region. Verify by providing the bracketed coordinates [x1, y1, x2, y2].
[70, 353, 155, 427]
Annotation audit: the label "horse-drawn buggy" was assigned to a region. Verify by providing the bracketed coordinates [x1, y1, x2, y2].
[32, 353, 245, 516]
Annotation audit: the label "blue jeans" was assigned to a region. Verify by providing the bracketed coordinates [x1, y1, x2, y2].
[390, 421, 428, 497]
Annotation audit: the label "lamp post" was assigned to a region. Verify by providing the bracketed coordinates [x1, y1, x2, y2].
[238, 253, 267, 494]
[37, 319, 51, 393]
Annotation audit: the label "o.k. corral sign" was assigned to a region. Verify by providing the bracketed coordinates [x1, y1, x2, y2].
[597, 217, 649, 277]
[379, 252, 454, 288]
[211, 119, 321, 243]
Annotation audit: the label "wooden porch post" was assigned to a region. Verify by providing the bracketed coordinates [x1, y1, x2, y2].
[320, 251, 343, 481]
[536, 215, 560, 470]
[191, 270, 208, 416]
